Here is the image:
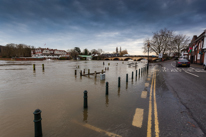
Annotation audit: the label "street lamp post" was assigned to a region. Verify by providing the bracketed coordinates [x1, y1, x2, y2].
[147, 42, 150, 70]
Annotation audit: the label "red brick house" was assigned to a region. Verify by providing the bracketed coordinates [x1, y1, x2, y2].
[188, 30, 206, 65]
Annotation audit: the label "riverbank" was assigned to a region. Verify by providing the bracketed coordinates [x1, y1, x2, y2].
[0, 57, 46, 61]
[0, 58, 14, 61]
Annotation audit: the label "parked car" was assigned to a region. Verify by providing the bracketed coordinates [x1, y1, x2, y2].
[174, 56, 178, 60]
[176, 59, 190, 67]
[203, 63, 206, 70]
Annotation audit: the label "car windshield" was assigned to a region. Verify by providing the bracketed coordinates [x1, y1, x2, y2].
[179, 59, 188, 62]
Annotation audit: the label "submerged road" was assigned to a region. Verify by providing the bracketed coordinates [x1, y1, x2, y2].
[67, 60, 206, 137]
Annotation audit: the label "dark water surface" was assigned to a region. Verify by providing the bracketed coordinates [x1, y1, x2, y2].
[0, 60, 149, 137]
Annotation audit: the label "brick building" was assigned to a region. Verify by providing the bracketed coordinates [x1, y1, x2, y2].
[188, 30, 206, 65]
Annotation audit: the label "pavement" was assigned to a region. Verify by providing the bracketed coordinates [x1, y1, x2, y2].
[190, 63, 204, 69]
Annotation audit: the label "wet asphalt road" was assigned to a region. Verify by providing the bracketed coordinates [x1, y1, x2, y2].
[154, 59, 206, 137]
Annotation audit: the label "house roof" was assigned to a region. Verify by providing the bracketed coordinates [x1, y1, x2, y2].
[189, 30, 206, 47]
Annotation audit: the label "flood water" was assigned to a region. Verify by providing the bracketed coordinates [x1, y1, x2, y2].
[0, 60, 150, 137]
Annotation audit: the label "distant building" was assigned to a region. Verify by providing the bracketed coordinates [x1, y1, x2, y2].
[31, 48, 69, 58]
[180, 48, 188, 59]
[78, 55, 92, 60]
[188, 30, 206, 65]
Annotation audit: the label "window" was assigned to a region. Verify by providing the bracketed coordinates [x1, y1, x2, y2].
[197, 54, 200, 59]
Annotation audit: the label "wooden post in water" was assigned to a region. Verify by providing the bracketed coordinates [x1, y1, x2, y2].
[42, 64, 44, 71]
[80, 70, 82, 76]
[88, 69, 90, 74]
[118, 77, 121, 87]
[33, 64, 35, 71]
[95, 71, 97, 78]
[132, 71, 133, 79]
[83, 69, 85, 75]
[75, 70, 77, 75]
[102, 70, 104, 74]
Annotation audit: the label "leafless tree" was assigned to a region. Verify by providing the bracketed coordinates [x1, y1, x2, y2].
[1, 43, 32, 57]
[172, 34, 190, 57]
[142, 28, 173, 55]
[120, 49, 128, 56]
[90, 49, 100, 55]
[67, 49, 79, 60]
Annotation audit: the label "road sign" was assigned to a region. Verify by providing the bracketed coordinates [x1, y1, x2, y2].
[158, 53, 162, 58]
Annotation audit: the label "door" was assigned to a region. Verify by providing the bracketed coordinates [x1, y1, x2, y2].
[191, 56, 194, 63]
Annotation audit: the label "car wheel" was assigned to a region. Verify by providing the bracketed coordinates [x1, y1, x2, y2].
[188, 65, 190, 67]
[204, 65, 206, 70]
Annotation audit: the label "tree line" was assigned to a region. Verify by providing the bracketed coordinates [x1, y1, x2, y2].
[142, 28, 190, 58]
[67, 47, 103, 59]
[0, 43, 34, 58]
[67, 47, 129, 60]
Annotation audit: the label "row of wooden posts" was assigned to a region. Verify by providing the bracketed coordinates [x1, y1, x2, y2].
[33, 65, 148, 137]
[75, 67, 109, 77]
[33, 64, 44, 71]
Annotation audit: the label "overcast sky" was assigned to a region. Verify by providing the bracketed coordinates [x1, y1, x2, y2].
[0, 0, 206, 55]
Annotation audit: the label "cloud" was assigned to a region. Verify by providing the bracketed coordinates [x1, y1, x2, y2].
[0, 0, 206, 54]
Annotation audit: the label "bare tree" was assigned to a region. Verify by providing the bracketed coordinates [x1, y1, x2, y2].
[142, 28, 173, 55]
[172, 34, 190, 58]
[120, 49, 128, 56]
[67, 49, 79, 60]
[90, 49, 99, 55]
[3, 43, 16, 57]
[74, 47, 81, 54]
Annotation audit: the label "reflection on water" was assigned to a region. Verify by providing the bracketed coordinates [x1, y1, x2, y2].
[118, 87, 120, 97]
[105, 95, 109, 107]
[0, 60, 148, 137]
[83, 109, 88, 122]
